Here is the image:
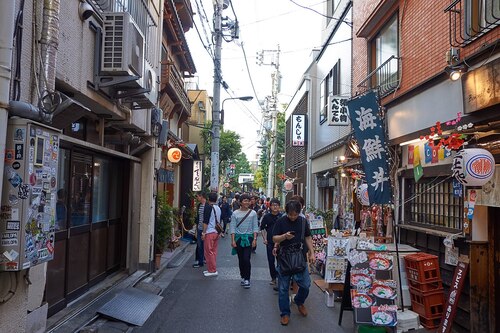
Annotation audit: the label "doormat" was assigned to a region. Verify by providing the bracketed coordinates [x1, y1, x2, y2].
[97, 288, 163, 326]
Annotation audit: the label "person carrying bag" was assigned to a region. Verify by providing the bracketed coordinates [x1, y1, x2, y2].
[272, 200, 315, 326]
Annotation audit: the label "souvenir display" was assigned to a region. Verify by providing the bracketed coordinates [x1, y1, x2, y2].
[309, 216, 328, 274]
[325, 236, 350, 283]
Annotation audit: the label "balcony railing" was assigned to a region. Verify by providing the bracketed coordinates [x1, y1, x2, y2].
[357, 55, 401, 96]
[161, 61, 191, 114]
[445, 0, 500, 47]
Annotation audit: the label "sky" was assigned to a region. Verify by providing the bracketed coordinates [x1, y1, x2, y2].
[185, 0, 324, 161]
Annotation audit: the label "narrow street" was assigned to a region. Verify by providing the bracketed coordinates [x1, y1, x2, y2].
[134, 235, 355, 332]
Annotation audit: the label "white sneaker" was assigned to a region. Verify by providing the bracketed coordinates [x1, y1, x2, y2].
[204, 271, 218, 277]
[243, 280, 251, 289]
[240, 278, 245, 286]
[203, 270, 208, 274]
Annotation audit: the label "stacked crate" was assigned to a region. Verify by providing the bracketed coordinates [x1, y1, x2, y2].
[404, 253, 445, 329]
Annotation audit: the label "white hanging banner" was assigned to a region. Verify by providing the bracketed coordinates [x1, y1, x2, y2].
[192, 160, 203, 192]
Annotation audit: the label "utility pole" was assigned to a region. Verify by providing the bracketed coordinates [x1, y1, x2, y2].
[257, 46, 281, 198]
[210, 1, 223, 193]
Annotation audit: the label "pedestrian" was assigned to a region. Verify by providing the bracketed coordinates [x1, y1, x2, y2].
[231, 193, 241, 211]
[219, 195, 232, 237]
[230, 193, 259, 289]
[193, 192, 211, 268]
[260, 198, 282, 288]
[202, 192, 221, 277]
[272, 200, 315, 326]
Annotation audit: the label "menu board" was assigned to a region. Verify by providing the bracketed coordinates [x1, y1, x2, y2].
[325, 237, 350, 283]
[309, 217, 328, 274]
[349, 250, 398, 327]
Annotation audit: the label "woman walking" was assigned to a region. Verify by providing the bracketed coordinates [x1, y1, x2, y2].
[230, 194, 259, 289]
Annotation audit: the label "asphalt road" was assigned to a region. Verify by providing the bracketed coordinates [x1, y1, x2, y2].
[133, 234, 355, 333]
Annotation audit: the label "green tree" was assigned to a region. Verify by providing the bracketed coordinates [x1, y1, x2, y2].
[200, 123, 245, 189]
[253, 168, 266, 190]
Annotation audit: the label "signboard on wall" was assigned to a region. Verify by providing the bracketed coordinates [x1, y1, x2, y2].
[192, 160, 202, 192]
[291, 114, 306, 147]
[328, 95, 349, 126]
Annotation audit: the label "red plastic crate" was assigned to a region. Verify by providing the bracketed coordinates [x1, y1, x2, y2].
[407, 278, 443, 293]
[404, 253, 441, 283]
[419, 315, 442, 329]
[409, 287, 445, 318]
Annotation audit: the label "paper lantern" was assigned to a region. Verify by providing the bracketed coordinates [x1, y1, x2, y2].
[357, 183, 370, 206]
[167, 147, 182, 163]
[452, 148, 494, 186]
[284, 179, 293, 191]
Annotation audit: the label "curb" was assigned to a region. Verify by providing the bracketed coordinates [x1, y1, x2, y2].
[151, 239, 193, 280]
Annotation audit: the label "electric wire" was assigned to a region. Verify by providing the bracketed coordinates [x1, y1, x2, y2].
[287, 0, 353, 27]
[12, 0, 25, 101]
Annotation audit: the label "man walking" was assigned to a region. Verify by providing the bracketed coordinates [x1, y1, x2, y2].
[273, 200, 315, 326]
[193, 192, 211, 268]
[260, 198, 282, 288]
[202, 192, 221, 277]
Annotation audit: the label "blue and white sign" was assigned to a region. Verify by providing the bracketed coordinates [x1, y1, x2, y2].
[291, 115, 306, 147]
[348, 91, 392, 204]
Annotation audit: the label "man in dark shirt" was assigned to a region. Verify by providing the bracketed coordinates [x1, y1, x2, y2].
[260, 198, 282, 287]
[272, 200, 314, 326]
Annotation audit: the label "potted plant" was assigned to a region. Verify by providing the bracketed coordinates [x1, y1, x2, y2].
[155, 192, 173, 268]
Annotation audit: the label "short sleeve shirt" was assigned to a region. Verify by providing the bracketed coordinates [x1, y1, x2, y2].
[272, 215, 311, 248]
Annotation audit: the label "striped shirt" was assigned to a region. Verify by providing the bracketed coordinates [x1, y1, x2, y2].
[230, 209, 259, 235]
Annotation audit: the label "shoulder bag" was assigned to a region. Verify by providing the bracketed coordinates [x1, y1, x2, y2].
[212, 206, 224, 235]
[236, 209, 252, 228]
[277, 217, 307, 276]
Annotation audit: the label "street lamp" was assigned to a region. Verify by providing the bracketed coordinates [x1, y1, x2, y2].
[210, 95, 254, 192]
[221, 96, 253, 125]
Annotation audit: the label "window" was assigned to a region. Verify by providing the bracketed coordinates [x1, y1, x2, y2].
[326, 0, 342, 26]
[319, 60, 341, 125]
[465, 0, 500, 39]
[404, 177, 463, 230]
[370, 15, 399, 92]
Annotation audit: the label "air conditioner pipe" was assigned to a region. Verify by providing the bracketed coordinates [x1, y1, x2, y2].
[39, 0, 61, 93]
[9, 101, 51, 123]
[104, 132, 140, 145]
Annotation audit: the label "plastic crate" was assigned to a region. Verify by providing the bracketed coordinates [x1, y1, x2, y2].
[407, 278, 443, 293]
[409, 287, 445, 318]
[404, 253, 441, 283]
[419, 314, 442, 329]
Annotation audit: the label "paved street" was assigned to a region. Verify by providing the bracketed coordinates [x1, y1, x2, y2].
[134, 234, 355, 333]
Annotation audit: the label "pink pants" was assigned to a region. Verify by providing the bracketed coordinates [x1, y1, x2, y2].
[204, 233, 219, 273]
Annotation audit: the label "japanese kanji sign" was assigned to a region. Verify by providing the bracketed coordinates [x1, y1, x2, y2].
[347, 91, 392, 204]
[328, 95, 349, 126]
[292, 115, 306, 147]
[192, 160, 202, 192]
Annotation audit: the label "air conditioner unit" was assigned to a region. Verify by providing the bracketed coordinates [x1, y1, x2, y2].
[124, 61, 158, 109]
[101, 12, 144, 77]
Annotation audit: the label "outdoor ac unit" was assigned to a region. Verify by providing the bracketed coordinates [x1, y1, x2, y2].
[101, 12, 144, 77]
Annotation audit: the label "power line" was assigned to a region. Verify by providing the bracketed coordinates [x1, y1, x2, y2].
[287, 0, 352, 27]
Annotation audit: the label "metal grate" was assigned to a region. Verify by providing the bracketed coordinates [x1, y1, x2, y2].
[405, 176, 463, 230]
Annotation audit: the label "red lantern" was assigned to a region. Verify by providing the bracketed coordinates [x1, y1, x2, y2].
[167, 148, 182, 163]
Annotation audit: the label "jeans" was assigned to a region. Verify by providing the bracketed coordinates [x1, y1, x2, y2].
[196, 229, 204, 266]
[236, 237, 253, 280]
[203, 233, 219, 273]
[266, 243, 277, 280]
[277, 265, 311, 317]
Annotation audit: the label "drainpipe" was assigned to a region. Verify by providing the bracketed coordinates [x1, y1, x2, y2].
[0, 1, 16, 197]
[39, 0, 60, 93]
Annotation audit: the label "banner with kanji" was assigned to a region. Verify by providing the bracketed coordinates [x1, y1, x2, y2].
[347, 91, 392, 204]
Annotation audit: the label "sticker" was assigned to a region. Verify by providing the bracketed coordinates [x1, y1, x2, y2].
[46, 241, 54, 254]
[1, 232, 19, 246]
[29, 173, 37, 186]
[0, 206, 12, 220]
[7, 262, 19, 270]
[3, 249, 19, 261]
[12, 161, 21, 170]
[5, 167, 22, 188]
[30, 127, 35, 137]
[5, 149, 14, 163]
[11, 208, 19, 220]
[6, 221, 20, 231]
[43, 182, 50, 191]
[18, 184, 29, 199]
[14, 128, 25, 141]
[8, 194, 19, 206]
[15, 144, 23, 160]
[29, 147, 34, 163]
[50, 177, 56, 188]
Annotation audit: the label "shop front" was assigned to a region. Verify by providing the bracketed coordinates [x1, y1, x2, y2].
[45, 140, 139, 316]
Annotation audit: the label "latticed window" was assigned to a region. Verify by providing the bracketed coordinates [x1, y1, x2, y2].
[404, 176, 464, 230]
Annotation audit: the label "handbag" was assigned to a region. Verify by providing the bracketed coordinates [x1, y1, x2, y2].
[278, 218, 307, 276]
[212, 206, 224, 235]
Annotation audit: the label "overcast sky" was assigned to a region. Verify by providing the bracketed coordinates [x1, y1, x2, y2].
[186, 0, 324, 161]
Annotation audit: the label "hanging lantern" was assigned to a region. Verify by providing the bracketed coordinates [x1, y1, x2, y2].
[452, 148, 494, 186]
[167, 147, 182, 163]
[284, 179, 293, 191]
[357, 183, 370, 206]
